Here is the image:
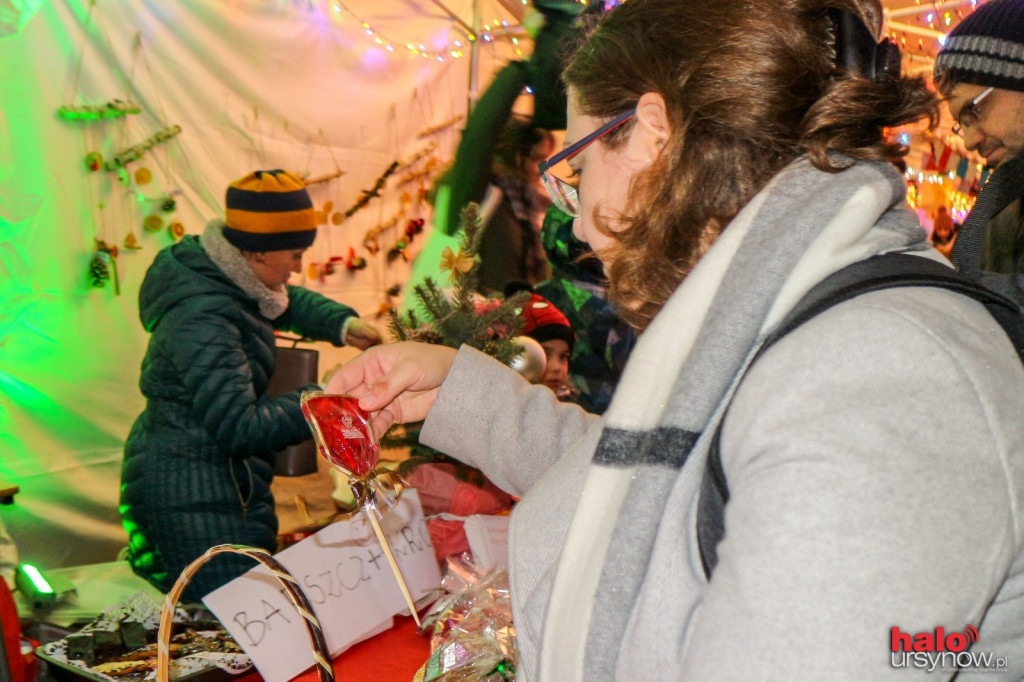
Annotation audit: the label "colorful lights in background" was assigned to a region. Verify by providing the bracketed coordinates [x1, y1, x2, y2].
[298, 0, 532, 62]
[885, 0, 984, 69]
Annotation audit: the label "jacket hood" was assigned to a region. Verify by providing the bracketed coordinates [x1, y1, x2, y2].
[541, 207, 607, 285]
[139, 236, 250, 331]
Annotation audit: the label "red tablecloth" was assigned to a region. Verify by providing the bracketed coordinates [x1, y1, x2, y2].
[238, 616, 431, 682]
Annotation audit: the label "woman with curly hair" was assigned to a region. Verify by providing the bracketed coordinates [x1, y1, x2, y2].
[326, 0, 1024, 678]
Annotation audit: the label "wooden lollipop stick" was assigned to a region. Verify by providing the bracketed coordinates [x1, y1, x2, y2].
[365, 508, 421, 627]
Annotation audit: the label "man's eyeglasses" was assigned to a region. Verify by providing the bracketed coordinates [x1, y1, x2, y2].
[538, 108, 636, 218]
[952, 87, 994, 137]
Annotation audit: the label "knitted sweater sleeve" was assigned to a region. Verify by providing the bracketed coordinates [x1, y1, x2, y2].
[678, 287, 1024, 680]
[420, 345, 600, 496]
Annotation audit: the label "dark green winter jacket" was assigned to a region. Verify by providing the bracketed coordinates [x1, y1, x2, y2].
[121, 234, 356, 601]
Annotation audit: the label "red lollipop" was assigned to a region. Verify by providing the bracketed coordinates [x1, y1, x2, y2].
[299, 391, 423, 626]
[301, 393, 380, 477]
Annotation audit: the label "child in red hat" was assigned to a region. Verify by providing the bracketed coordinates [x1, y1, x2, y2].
[517, 291, 576, 398]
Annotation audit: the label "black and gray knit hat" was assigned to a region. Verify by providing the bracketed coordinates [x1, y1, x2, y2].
[933, 0, 1024, 92]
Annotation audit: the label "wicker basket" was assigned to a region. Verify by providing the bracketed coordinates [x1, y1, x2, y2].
[156, 544, 335, 682]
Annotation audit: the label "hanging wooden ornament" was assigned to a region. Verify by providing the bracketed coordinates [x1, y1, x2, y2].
[344, 161, 399, 218]
[168, 221, 186, 240]
[84, 152, 103, 172]
[404, 218, 425, 243]
[328, 255, 345, 273]
[134, 167, 152, 185]
[124, 232, 142, 250]
[417, 115, 463, 138]
[88, 252, 110, 288]
[331, 212, 344, 225]
[307, 263, 320, 281]
[58, 99, 141, 121]
[103, 125, 183, 171]
[143, 214, 164, 232]
[386, 239, 408, 263]
[345, 247, 367, 271]
[304, 169, 346, 187]
[90, 239, 120, 295]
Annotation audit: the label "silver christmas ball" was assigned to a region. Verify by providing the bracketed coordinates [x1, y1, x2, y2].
[508, 335, 547, 383]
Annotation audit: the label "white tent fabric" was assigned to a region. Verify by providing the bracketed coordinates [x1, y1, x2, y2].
[0, 0, 522, 569]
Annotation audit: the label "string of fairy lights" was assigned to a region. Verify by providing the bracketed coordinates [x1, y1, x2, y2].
[295, 0, 531, 62]
[287, 0, 992, 220]
[885, 0, 981, 68]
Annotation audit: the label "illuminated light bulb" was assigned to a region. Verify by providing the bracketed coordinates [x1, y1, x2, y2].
[468, 34, 476, 41]
[938, 33, 947, 46]
[386, 44, 395, 51]
[454, 40, 462, 47]
[483, 34, 492, 42]
[375, 37, 383, 44]
[511, 37, 518, 44]
[926, 11, 934, 21]
[418, 44, 426, 50]
[362, 22, 370, 28]
[366, 28, 373, 35]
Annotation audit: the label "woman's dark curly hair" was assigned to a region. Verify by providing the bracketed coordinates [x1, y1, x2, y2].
[562, 0, 939, 330]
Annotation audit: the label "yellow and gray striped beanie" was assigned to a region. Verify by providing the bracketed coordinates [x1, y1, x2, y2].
[223, 169, 317, 252]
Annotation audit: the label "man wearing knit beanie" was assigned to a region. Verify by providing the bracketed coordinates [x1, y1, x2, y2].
[934, 0, 1024, 273]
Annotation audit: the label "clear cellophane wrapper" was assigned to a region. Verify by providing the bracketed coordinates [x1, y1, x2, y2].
[412, 556, 517, 682]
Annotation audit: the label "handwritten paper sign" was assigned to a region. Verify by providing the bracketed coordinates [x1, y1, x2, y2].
[462, 514, 509, 572]
[202, 489, 441, 682]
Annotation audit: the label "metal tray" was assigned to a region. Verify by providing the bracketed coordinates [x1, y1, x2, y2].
[33, 593, 252, 682]
[36, 648, 243, 682]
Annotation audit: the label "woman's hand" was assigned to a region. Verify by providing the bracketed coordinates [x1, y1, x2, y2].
[343, 319, 384, 350]
[324, 342, 458, 435]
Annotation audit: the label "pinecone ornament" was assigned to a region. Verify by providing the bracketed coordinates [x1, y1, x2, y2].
[89, 251, 110, 287]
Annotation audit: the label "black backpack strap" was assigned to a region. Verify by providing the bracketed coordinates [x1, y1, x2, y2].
[697, 252, 1024, 579]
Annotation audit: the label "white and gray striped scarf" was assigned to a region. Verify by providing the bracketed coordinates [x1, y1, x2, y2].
[537, 157, 930, 680]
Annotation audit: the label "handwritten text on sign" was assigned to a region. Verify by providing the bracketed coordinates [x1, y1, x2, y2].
[202, 490, 441, 682]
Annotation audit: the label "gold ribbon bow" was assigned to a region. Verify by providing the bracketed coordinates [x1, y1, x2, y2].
[439, 246, 474, 281]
